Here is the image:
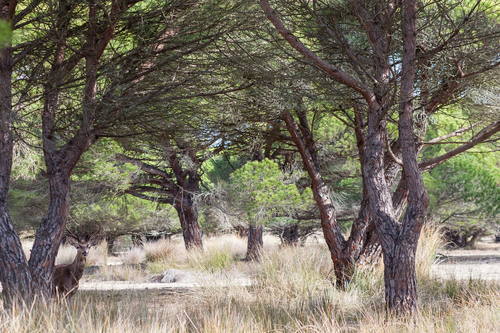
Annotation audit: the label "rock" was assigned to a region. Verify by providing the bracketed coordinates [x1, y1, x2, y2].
[159, 269, 196, 283]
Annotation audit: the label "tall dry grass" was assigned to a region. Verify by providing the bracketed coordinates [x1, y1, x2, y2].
[1, 278, 496, 333]
[4, 226, 498, 332]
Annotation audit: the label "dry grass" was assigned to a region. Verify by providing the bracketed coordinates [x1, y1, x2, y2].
[87, 241, 108, 266]
[5, 227, 498, 332]
[1, 277, 497, 333]
[143, 239, 179, 263]
[417, 224, 446, 279]
[120, 247, 146, 265]
[186, 234, 247, 272]
[121, 234, 249, 274]
[87, 265, 148, 282]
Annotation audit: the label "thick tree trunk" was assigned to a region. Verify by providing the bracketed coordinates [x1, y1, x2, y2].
[246, 224, 263, 261]
[174, 193, 203, 250]
[28, 172, 71, 299]
[168, 148, 204, 250]
[0, 5, 33, 306]
[0, 208, 33, 306]
[383, 240, 418, 314]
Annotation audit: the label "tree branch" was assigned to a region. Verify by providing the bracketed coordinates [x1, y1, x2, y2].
[116, 154, 171, 179]
[422, 122, 480, 145]
[259, 0, 376, 106]
[419, 121, 500, 170]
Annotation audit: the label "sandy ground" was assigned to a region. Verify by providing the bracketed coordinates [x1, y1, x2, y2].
[79, 278, 253, 291]
[2, 241, 498, 293]
[430, 241, 500, 281]
[80, 242, 500, 291]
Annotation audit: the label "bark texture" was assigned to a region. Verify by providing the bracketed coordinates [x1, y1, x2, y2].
[0, 0, 34, 306]
[169, 152, 204, 250]
[282, 110, 373, 287]
[246, 224, 263, 261]
[173, 191, 203, 250]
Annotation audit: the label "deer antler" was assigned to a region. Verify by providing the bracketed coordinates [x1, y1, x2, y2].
[88, 225, 103, 246]
[64, 228, 80, 241]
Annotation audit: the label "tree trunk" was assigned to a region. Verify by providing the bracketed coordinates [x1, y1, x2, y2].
[174, 193, 203, 250]
[106, 235, 116, 255]
[383, 240, 418, 314]
[0, 208, 33, 307]
[0, 6, 33, 306]
[246, 224, 263, 261]
[28, 172, 71, 299]
[282, 111, 346, 262]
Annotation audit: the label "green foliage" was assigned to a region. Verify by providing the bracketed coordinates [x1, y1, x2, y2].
[425, 152, 499, 242]
[229, 159, 309, 224]
[202, 154, 247, 189]
[9, 140, 180, 236]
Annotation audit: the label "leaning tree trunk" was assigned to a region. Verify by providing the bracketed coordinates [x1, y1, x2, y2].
[174, 193, 203, 250]
[282, 111, 349, 280]
[246, 224, 263, 261]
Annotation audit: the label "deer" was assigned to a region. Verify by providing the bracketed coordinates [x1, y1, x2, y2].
[53, 229, 102, 298]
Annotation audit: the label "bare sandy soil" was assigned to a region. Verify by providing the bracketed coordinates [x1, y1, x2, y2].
[430, 240, 500, 281]
[79, 278, 253, 291]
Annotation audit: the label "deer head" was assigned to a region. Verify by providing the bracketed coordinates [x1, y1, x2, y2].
[65, 228, 102, 258]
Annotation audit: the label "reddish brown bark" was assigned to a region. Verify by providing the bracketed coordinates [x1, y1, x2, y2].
[173, 189, 203, 250]
[0, 0, 34, 307]
[383, 0, 428, 313]
[283, 110, 374, 287]
[169, 149, 204, 250]
[246, 224, 263, 261]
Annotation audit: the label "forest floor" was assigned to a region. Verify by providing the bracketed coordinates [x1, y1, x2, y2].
[2, 231, 499, 332]
[76, 237, 500, 291]
[4, 235, 499, 294]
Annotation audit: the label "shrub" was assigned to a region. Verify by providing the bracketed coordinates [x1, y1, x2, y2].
[143, 239, 176, 263]
[188, 249, 234, 273]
